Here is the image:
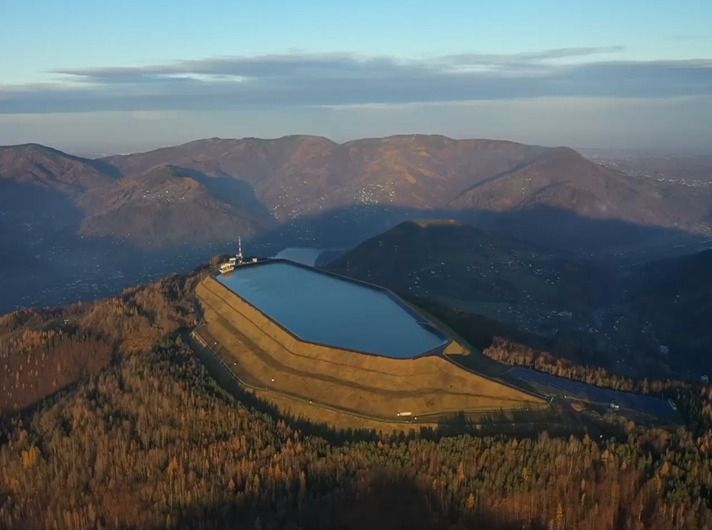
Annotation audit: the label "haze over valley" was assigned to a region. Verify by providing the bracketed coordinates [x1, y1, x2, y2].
[2, 135, 712, 382]
[2, 135, 711, 313]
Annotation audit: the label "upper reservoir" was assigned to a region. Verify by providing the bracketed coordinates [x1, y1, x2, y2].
[216, 260, 448, 358]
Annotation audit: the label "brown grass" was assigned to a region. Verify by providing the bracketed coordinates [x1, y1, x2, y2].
[254, 389, 437, 431]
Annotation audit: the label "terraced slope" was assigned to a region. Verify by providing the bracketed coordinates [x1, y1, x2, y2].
[196, 276, 545, 427]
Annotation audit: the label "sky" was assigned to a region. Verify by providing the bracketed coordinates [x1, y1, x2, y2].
[1, 0, 711, 155]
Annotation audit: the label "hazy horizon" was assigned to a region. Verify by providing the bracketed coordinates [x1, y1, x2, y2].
[2, 1, 712, 154]
[4, 131, 710, 161]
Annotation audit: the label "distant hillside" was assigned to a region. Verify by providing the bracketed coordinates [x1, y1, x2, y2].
[78, 165, 273, 248]
[103, 136, 710, 225]
[0, 144, 109, 263]
[4, 136, 709, 253]
[0, 143, 115, 193]
[0, 145, 272, 312]
[104, 135, 551, 220]
[325, 221, 712, 376]
[622, 249, 712, 375]
[103, 135, 712, 251]
[451, 146, 712, 232]
[327, 220, 613, 332]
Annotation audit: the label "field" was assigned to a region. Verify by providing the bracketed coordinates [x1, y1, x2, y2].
[195, 276, 546, 428]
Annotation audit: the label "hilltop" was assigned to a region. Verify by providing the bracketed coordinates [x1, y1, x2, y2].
[0, 143, 116, 193]
[327, 220, 613, 332]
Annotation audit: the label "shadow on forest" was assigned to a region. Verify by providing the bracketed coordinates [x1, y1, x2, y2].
[2, 181, 706, 314]
[251, 202, 707, 261]
[158, 471, 545, 530]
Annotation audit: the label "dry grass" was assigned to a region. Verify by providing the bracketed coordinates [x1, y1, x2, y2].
[197, 277, 545, 425]
[254, 389, 437, 432]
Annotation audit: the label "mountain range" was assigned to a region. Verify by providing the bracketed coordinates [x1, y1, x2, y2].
[4, 135, 712, 246]
[1, 134, 711, 312]
[103, 135, 712, 248]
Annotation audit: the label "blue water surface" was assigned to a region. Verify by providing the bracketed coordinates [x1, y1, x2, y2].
[217, 260, 447, 358]
[509, 367, 680, 422]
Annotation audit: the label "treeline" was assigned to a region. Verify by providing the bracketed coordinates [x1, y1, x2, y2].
[1, 337, 711, 530]
[485, 337, 640, 391]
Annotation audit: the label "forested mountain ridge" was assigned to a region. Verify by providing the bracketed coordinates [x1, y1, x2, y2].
[1, 264, 712, 529]
[327, 220, 611, 309]
[5, 136, 711, 252]
[326, 222, 712, 377]
[1, 336, 712, 529]
[102, 135, 712, 239]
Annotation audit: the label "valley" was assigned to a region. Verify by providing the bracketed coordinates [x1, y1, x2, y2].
[326, 220, 712, 378]
[2, 135, 711, 317]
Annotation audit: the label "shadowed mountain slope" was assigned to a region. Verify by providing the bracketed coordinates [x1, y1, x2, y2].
[327, 219, 613, 310]
[0, 145, 272, 312]
[622, 249, 712, 374]
[0, 144, 273, 249]
[78, 165, 273, 248]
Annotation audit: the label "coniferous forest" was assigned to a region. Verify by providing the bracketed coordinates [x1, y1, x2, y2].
[1, 273, 712, 530]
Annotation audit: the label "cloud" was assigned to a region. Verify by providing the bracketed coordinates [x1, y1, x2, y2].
[1, 49, 711, 113]
[440, 46, 625, 68]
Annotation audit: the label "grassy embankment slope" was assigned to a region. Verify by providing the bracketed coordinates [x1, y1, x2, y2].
[196, 276, 546, 428]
